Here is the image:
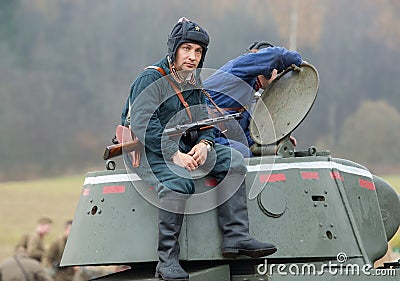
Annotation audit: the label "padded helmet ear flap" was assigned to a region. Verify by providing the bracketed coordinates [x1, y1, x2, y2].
[247, 41, 274, 51]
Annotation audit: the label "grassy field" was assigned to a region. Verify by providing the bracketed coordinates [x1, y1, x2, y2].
[0, 173, 399, 263]
[0, 174, 85, 261]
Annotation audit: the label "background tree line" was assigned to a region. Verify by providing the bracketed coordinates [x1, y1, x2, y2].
[1, 0, 400, 181]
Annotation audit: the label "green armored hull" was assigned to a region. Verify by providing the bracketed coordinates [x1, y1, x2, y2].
[61, 150, 400, 280]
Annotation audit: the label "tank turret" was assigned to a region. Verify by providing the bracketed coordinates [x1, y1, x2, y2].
[61, 64, 400, 280]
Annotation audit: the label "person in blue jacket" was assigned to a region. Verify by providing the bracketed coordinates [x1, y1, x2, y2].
[120, 19, 277, 281]
[203, 41, 303, 157]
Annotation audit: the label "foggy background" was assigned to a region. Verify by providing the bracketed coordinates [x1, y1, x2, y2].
[1, 0, 400, 181]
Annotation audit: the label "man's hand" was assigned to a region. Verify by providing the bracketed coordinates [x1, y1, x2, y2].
[266, 69, 278, 85]
[188, 142, 208, 166]
[258, 69, 278, 90]
[171, 151, 199, 171]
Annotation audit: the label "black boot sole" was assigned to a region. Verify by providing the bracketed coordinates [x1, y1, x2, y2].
[222, 246, 277, 258]
[155, 272, 189, 281]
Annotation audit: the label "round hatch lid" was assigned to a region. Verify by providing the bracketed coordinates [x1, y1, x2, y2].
[250, 63, 319, 145]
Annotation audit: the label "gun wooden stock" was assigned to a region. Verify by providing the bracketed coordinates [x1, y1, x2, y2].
[103, 140, 142, 160]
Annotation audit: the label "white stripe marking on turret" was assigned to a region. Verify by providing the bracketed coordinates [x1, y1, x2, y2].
[83, 161, 373, 186]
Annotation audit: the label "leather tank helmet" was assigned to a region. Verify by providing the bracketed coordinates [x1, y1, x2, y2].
[167, 17, 210, 69]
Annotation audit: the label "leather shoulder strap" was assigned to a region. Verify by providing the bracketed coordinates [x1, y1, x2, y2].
[201, 89, 225, 116]
[145, 65, 166, 76]
[145, 66, 192, 122]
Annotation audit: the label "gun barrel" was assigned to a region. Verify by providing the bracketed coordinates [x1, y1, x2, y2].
[165, 112, 242, 135]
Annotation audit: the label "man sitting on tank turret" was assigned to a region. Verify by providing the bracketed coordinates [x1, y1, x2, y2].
[203, 41, 303, 157]
[120, 18, 277, 281]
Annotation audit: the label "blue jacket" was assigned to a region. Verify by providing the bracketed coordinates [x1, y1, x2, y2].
[203, 47, 302, 149]
[204, 47, 302, 109]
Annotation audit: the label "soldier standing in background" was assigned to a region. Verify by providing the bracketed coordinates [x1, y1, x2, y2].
[42, 220, 75, 281]
[16, 217, 53, 262]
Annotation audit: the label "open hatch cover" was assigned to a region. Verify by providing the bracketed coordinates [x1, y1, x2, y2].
[249, 63, 319, 145]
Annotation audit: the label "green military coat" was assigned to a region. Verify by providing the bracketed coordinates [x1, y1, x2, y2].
[120, 56, 246, 197]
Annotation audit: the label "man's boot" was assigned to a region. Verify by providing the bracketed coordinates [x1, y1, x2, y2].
[217, 175, 277, 258]
[155, 198, 189, 281]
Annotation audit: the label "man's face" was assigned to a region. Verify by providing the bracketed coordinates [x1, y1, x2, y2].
[38, 223, 52, 235]
[174, 42, 203, 72]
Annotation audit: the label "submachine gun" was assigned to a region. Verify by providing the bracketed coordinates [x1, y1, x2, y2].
[103, 112, 242, 161]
